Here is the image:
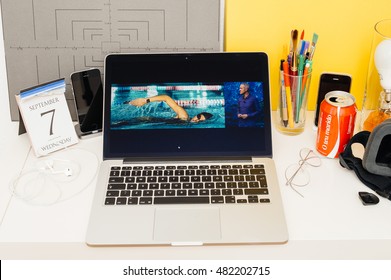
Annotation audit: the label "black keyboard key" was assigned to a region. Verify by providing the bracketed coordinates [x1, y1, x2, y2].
[128, 197, 138, 205]
[177, 190, 187, 196]
[132, 190, 142, 197]
[189, 190, 198, 196]
[106, 191, 119, 197]
[125, 177, 135, 183]
[249, 181, 260, 188]
[169, 176, 179, 182]
[158, 177, 168, 183]
[233, 189, 243, 195]
[154, 190, 165, 196]
[194, 183, 204, 189]
[138, 183, 148, 189]
[143, 190, 153, 196]
[136, 177, 146, 183]
[245, 188, 269, 195]
[260, 198, 270, 203]
[107, 183, 126, 190]
[207, 169, 217, 175]
[105, 198, 115, 205]
[225, 196, 236, 203]
[211, 189, 221, 195]
[191, 176, 201, 182]
[213, 175, 223, 182]
[200, 189, 209, 196]
[121, 170, 131, 177]
[202, 176, 212, 182]
[166, 190, 175, 196]
[110, 170, 120, 176]
[211, 196, 224, 203]
[237, 199, 247, 203]
[109, 177, 124, 183]
[149, 183, 159, 189]
[180, 176, 190, 182]
[216, 182, 226, 188]
[222, 189, 232, 195]
[116, 197, 127, 205]
[250, 168, 265, 175]
[147, 177, 157, 183]
[120, 190, 131, 197]
[154, 197, 209, 204]
[139, 197, 153, 205]
[111, 166, 121, 170]
[127, 183, 137, 189]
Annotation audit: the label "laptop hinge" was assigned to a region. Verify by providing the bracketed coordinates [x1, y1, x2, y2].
[123, 156, 253, 164]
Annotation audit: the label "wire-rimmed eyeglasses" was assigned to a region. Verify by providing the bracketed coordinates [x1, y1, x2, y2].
[285, 148, 321, 198]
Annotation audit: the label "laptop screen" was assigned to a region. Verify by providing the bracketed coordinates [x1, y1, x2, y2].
[103, 52, 272, 159]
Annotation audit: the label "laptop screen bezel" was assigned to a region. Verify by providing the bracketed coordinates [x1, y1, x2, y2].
[103, 52, 273, 160]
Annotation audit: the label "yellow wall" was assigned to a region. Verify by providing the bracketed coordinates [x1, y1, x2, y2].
[224, 0, 391, 110]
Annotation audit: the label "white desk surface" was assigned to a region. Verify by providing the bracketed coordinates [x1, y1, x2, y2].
[1, 107, 391, 259]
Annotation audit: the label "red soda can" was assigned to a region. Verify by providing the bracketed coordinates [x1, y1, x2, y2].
[316, 91, 357, 158]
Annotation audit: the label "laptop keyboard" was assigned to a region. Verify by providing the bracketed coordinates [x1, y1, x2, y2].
[105, 164, 270, 205]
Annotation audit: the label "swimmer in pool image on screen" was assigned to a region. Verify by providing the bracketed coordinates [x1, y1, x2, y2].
[110, 83, 226, 130]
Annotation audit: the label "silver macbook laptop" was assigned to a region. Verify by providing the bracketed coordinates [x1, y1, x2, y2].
[86, 52, 288, 246]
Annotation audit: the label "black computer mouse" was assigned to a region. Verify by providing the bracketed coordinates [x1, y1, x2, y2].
[358, 192, 380, 205]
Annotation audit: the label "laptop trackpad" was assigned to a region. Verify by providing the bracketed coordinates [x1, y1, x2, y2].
[153, 208, 221, 243]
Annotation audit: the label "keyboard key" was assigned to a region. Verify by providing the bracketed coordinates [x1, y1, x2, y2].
[120, 190, 131, 197]
[107, 183, 126, 190]
[177, 190, 187, 196]
[245, 188, 269, 195]
[200, 190, 209, 196]
[139, 197, 152, 205]
[225, 196, 236, 203]
[211, 196, 224, 203]
[143, 190, 153, 196]
[109, 177, 124, 183]
[106, 191, 119, 197]
[250, 168, 265, 175]
[154, 190, 164, 196]
[105, 198, 115, 205]
[166, 190, 175, 196]
[211, 189, 221, 195]
[128, 197, 138, 205]
[189, 190, 198, 196]
[154, 197, 209, 204]
[116, 197, 127, 205]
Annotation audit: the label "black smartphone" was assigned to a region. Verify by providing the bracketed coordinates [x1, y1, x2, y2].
[314, 73, 352, 126]
[70, 68, 103, 135]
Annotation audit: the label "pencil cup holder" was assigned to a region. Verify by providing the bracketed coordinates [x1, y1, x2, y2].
[276, 71, 312, 135]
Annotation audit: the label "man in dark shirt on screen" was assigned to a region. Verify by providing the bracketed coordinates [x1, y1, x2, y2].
[237, 83, 260, 127]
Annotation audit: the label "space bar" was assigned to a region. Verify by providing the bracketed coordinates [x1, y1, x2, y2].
[154, 197, 209, 204]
